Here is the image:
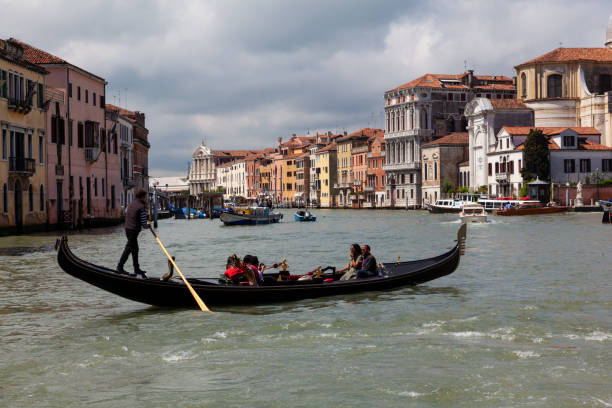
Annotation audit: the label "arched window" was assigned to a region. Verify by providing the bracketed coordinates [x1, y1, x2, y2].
[521, 73, 527, 98]
[421, 109, 428, 129]
[599, 74, 612, 94]
[434, 162, 438, 180]
[547, 74, 562, 98]
[39, 184, 44, 212]
[2, 183, 7, 213]
[28, 184, 33, 212]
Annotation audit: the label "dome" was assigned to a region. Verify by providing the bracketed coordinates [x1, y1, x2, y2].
[606, 14, 612, 49]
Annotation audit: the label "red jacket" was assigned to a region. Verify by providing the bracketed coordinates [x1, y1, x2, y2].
[224, 266, 246, 280]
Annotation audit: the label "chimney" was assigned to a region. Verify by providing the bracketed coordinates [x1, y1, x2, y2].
[468, 70, 474, 89]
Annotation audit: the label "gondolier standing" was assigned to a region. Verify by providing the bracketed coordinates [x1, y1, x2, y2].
[117, 190, 150, 277]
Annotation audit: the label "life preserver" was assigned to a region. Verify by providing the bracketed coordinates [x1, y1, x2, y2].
[224, 266, 246, 280]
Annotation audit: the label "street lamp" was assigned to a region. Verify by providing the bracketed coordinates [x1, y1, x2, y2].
[591, 168, 603, 202]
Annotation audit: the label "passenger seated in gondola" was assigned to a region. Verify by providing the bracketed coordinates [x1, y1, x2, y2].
[223, 254, 257, 285]
[356, 245, 378, 279]
[243, 255, 270, 285]
[336, 244, 362, 280]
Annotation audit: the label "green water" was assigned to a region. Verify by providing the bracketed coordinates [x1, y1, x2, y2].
[1, 210, 611, 407]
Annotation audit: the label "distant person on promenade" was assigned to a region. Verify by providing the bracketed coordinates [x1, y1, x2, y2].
[356, 245, 378, 279]
[337, 244, 362, 280]
[117, 190, 150, 277]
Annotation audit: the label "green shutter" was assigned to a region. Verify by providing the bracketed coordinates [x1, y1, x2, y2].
[38, 83, 44, 108]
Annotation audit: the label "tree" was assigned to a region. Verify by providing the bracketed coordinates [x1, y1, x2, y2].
[440, 178, 454, 197]
[520, 129, 550, 181]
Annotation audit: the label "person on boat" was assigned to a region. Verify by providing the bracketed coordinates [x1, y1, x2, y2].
[356, 245, 378, 279]
[117, 190, 150, 277]
[224, 255, 257, 285]
[337, 244, 362, 280]
[243, 255, 265, 285]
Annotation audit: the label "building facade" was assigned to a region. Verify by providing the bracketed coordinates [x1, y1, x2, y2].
[421, 132, 468, 205]
[0, 39, 48, 233]
[189, 140, 215, 195]
[383, 71, 515, 207]
[314, 142, 337, 207]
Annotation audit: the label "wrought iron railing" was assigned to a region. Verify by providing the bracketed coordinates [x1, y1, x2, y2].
[9, 157, 36, 174]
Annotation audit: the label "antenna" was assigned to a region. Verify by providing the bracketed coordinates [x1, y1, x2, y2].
[125, 88, 128, 109]
[464, 59, 467, 71]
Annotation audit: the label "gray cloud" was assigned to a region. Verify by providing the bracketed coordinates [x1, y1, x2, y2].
[3, 0, 611, 175]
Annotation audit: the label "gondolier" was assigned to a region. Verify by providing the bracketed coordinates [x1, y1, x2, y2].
[117, 190, 150, 277]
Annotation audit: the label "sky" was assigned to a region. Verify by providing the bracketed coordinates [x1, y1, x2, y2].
[3, 0, 612, 176]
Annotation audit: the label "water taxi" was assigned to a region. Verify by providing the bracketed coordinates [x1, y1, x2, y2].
[219, 206, 283, 225]
[427, 199, 464, 213]
[459, 203, 487, 223]
[494, 202, 568, 216]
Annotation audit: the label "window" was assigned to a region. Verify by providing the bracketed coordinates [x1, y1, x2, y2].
[495, 162, 499, 174]
[496, 94, 502, 99]
[111, 185, 116, 209]
[68, 120, 73, 146]
[563, 135, 575, 147]
[579, 159, 591, 173]
[93, 92, 96, 106]
[40, 184, 45, 212]
[102, 178, 105, 197]
[448, 93, 453, 101]
[599, 74, 611, 94]
[51, 114, 65, 145]
[564, 159, 575, 173]
[2, 128, 5, 160]
[547, 74, 562, 98]
[27, 133, 32, 159]
[78, 123, 84, 147]
[0, 69, 7, 98]
[3, 183, 7, 213]
[85, 89, 88, 103]
[434, 162, 438, 180]
[68, 83, 72, 98]
[603, 159, 612, 172]
[100, 95, 104, 107]
[37, 83, 44, 108]
[28, 184, 33, 212]
[77, 86, 81, 101]
[94, 178, 98, 196]
[521, 73, 527, 97]
[488, 163, 492, 176]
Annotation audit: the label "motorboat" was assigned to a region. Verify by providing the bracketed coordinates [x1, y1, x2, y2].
[219, 206, 283, 225]
[494, 202, 568, 216]
[597, 200, 612, 223]
[427, 199, 464, 213]
[55, 225, 466, 308]
[459, 203, 487, 223]
[478, 198, 540, 212]
[294, 210, 316, 222]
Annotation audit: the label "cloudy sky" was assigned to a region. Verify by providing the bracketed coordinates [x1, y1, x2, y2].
[3, 0, 611, 175]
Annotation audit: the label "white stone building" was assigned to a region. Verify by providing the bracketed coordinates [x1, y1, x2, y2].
[189, 141, 216, 195]
[216, 160, 247, 200]
[464, 98, 534, 192]
[487, 126, 612, 196]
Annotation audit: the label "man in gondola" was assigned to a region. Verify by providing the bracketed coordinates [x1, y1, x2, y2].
[356, 245, 378, 279]
[117, 190, 150, 277]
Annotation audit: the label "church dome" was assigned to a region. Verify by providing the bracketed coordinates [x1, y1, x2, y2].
[606, 14, 612, 49]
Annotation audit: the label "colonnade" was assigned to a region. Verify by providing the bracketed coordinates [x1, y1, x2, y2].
[386, 104, 431, 133]
[385, 139, 419, 165]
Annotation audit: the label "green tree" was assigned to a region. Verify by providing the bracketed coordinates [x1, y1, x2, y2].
[520, 129, 550, 181]
[440, 178, 455, 197]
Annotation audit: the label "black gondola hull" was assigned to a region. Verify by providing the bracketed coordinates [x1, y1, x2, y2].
[56, 225, 465, 308]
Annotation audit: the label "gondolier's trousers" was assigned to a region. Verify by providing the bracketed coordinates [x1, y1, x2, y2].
[118, 229, 141, 269]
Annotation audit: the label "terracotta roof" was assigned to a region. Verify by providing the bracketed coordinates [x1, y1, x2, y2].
[336, 128, 382, 143]
[458, 160, 470, 167]
[388, 73, 512, 92]
[515, 47, 612, 68]
[474, 84, 515, 91]
[578, 140, 612, 150]
[317, 142, 337, 153]
[502, 126, 601, 136]
[422, 132, 468, 147]
[516, 139, 560, 150]
[489, 98, 531, 110]
[213, 149, 264, 157]
[11, 38, 106, 82]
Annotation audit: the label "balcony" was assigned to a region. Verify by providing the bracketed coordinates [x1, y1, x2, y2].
[382, 162, 421, 172]
[385, 128, 434, 140]
[9, 157, 36, 175]
[364, 186, 375, 192]
[367, 151, 385, 158]
[495, 172, 510, 182]
[85, 147, 100, 162]
[122, 177, 135, 188]
[7, 98, 33, 115]
[352, 145, 369, 154]
[55, 164, 64, 176]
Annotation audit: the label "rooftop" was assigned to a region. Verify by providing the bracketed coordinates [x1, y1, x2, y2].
[515, 47, 612, 68]
[388, 72, 512, 93]
[422, 132, 469, 147]
[502, 126, 601, 136]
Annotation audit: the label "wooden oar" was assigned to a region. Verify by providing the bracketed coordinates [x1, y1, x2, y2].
[149, 228, 213, 314]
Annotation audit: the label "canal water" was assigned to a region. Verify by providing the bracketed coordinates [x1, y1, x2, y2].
[1, 210, 610, 407]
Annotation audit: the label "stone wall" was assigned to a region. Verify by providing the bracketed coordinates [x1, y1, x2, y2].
[553, 184, 612, 206]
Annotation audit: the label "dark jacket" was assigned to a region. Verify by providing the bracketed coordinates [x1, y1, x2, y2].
[361, 253, 377, 274]
[125, 199, 148, 231]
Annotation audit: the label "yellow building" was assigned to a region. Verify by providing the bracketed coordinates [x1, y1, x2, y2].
[334, 131, 370, 206]
[314, 142, 337, 207]
[281, 155, 298, 204]
[0, 39, 48, 234]
[514, 17, 612, 147]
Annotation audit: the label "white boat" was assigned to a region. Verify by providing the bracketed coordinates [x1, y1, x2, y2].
[478, 198, 540, 212]
[220, 206, 283, 225]
[427, 199, 464, 213]
[459, 203, 487, 223]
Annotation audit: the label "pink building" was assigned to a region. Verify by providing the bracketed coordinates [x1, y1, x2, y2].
[16, 39, 121, 226]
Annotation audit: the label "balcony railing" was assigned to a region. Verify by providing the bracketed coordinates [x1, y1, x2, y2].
[9, 157, 36, 175]
[7, 98, 33, 114]
[364, 186, 375, 192]
[55, 164, 64, 176]
[367, 151, 385, 158]
[495, 172, 510, 181]
[85, 147, 100, 162]
[382, 162, 421, 171]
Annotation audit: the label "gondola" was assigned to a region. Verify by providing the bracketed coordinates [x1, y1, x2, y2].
[55, 225, 466, 308]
